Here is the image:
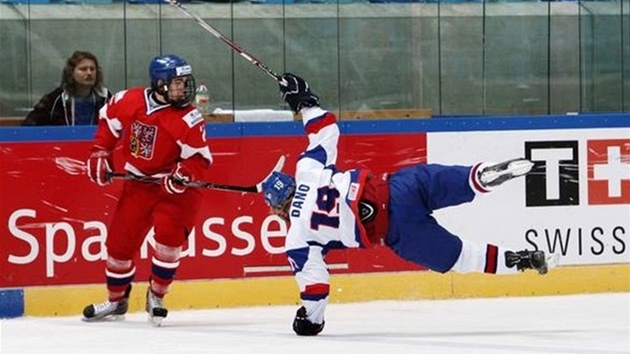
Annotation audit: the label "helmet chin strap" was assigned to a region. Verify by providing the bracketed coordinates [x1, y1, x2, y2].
[151, 82, 170, 105]
[155, 94, 169, 105]
[152, 77, 195, 108]
[153, 84, 184, 107]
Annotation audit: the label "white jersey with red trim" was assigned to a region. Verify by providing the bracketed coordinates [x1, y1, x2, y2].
[284, 106, 371, 253]
[93, 87, 212, 179]
[284, 106, 371, 326]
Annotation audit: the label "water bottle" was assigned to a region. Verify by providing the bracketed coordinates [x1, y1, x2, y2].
[195, 83, 210, 114]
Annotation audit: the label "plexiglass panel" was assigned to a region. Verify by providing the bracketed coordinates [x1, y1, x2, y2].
[0, 0, 628, 120]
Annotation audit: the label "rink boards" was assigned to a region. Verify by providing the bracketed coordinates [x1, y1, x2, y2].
[1, 113, 629, 317]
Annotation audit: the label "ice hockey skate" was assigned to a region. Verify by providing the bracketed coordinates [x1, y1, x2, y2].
[478, 158, 534, 188]
[82, 285, 131, 322]
[505, 250, 556, 275]
[146, 288, 168, 327]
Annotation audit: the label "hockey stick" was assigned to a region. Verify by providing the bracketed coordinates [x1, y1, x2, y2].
[106, 172, 262, 192]
[55, 155, 286, 193]
[163, 0, 281, 82]
[108, 155, 285, 193]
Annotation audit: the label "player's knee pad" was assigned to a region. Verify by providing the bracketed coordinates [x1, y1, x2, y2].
[153, 241, 182, 263]
[154, 223, 191, 248]
[106, 256, 134, 272]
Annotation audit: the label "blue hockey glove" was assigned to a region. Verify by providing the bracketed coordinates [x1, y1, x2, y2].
[292, 306, 324, 336]
[279, 73, 320, 113]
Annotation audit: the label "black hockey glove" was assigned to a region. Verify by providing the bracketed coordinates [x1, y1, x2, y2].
[292, 306, 324, 336]
[279, 73, 320, 113]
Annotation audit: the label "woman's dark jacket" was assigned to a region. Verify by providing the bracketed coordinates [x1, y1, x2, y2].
[22, 87, 111, 126]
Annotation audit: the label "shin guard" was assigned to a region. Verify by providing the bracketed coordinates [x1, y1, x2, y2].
[105, 257, 135, 302]
[149, 242, 181, 296]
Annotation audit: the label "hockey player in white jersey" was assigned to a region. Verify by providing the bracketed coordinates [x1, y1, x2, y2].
[261, 73, 551, 336]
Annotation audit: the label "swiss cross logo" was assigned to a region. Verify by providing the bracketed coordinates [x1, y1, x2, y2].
[525, 139, 630, 207]
[587, 139, 630, 205]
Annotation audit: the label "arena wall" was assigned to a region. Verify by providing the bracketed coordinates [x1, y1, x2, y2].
[1, 113, 629, 317]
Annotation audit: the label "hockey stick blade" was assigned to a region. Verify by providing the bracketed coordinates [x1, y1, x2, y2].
[255, 155, 285, 192]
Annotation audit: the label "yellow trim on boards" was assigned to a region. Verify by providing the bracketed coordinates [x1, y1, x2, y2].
[23, 264, 630, 317]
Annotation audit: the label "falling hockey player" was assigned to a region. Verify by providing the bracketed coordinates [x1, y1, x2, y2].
[261, 73, 553, 336]
[82, 54, 212, 326]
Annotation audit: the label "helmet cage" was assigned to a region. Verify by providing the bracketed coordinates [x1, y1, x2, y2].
[149, 55, 197, 107]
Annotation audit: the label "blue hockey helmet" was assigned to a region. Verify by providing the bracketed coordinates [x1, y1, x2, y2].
[149, 54, 196, 107]
[261, 171, 296, 209]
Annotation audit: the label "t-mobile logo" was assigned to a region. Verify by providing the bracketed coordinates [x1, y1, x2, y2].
[525, 139, 630, 206]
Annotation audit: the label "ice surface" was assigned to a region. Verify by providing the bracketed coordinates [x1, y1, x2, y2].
[1, 293, 628, 354]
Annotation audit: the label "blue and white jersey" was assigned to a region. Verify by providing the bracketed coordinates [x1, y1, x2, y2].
[284, 107, 371, 253]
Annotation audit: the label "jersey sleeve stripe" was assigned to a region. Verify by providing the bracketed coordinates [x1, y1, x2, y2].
[304, 113, 336, 135]
[301, 145, 328, 166]
[177, 140, 213, 164]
